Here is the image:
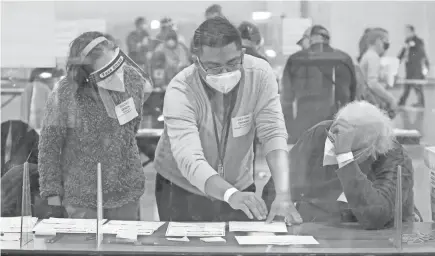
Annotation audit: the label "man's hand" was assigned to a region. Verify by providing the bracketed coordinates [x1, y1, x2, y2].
[266, 193, 302, 225]
[330, 119, 356, 155]
[228, 192, 268, 220]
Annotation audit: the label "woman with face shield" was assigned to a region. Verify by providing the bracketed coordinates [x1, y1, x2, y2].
[38, 31, 153, 220]
[153, 17, 302, 224]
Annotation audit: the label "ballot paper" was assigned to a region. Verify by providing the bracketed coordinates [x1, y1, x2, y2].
[166, 236, 190, 242]
[102, 221, 164, 236]
[229, 222, 288, 233]
[235, 235, 319, 245]
[165, 222, 225, 237]
[32, 218, 107, 234]
[0, 216, 38, 233]
[116, 230, 138, 241]
[200, 237, 226, 243]
[337, 192, 348, 203]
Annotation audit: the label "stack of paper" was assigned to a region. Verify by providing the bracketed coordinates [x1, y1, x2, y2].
[102, 221, 165, 236]
[0, 216, 38, 233]
[165, 222, 225, 237]
[235, 235, 319, 245]
[32, 218, 107, 234]
[229, 222, 288, 233]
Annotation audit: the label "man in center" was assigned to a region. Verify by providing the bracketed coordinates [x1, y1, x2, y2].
[154, 17, 301, 223]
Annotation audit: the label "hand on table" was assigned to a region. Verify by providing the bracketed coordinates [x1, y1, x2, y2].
[228, 191, 268, 220]
[266, 193, 302, 225]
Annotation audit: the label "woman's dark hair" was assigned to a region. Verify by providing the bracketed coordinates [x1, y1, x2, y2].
[193, 16, 242, 54]
[205, 4, 222, 16]
[357, 27, 388, 63]
[66, 31, 116, 86]
[238, 21, 262, 45]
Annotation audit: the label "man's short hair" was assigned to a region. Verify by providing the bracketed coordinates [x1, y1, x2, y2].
[205, 4, 222, 16]
[135, 17, 145, 27]
[193, 17, 242, 53]
[406, 24, 415, 32]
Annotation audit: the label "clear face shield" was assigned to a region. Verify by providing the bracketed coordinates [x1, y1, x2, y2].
[81, 37, 153, 120]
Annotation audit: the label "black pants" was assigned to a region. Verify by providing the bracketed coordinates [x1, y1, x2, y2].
[399, 73, 425, 105]
[155, 174, 276, 222]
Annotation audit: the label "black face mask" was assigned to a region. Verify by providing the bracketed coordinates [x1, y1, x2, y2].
[383, 42, 390, 51]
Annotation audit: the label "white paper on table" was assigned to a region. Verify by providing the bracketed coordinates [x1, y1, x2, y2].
[166, 236, 190, 242]
[116, 230, 138, 241]
[0, 217, 38, 233]
[165, 222, 225, 237]
[235, 235, 319, 245]
[337, 192, 348, 203]
[200, 237, 226, 243]
[33, 226, 57, 236]
[229, 222, 288, 233]
[32, 218, 107, 234]
[103, 221, 164, 236]
[0, 233, 22, 241]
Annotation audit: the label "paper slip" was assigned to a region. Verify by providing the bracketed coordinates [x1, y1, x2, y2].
[166, 236, 190, 242]
[229, 222, 288, 233]
[33, 218, 107, 234]
[200, 237, 226, 243]
[0, 217, 38, 233]
[165, 222, 225, 237]
[103, 221, 164, 236]
[235, 235, 319, 245]
[0, 233, 21, 241]
[116, 230, 138, 241]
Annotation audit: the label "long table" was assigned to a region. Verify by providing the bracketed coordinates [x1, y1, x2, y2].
[2, 222, 435, 255]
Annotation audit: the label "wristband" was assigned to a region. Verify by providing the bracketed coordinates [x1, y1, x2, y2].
[224, 188, 239, 203]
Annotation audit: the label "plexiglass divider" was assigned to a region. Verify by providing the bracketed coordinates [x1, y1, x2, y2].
[97, 162, 104, 249]
[20, 162, 33, 248]
[394, 165, 403, 250]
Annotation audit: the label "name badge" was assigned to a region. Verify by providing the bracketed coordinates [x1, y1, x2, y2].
[115, 97, 138, 125]
[231, 113, 253, 138]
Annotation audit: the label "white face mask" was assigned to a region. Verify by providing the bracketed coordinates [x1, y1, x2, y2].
[205, 70, 242, 94]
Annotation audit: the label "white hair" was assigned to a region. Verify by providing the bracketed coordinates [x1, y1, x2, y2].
[335, 101, 396, 157]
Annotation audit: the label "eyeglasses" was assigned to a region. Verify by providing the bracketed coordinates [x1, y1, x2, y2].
[197, 55, 243, 75]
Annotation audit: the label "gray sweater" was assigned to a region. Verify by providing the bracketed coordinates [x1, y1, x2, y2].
[38, 66, 151, 209]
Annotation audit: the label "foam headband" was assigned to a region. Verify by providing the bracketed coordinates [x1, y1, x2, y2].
[80, 36, 108, 62]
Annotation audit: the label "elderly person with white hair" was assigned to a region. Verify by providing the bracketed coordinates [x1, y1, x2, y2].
[264, 101, 415, 229]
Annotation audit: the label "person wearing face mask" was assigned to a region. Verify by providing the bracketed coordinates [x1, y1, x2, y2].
[264, 101, 416, 229]
[359, 28, 398, 114]
[126, 17, 151, 71]
[153, 29, 190, 82]
[281, 25, 356, 144]
[38, 32, 153, 220]
[153, 17, 302, 224]
[398, 25, 430, 108]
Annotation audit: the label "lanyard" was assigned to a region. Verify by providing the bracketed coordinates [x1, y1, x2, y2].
[211, 90, 237, 177]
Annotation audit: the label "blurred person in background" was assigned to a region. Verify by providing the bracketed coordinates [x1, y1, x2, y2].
[153, 29, 190, 82]
[154, 17, 302, 224]
[357, 28, 373, 63]
[359, 28, 397, 114]
[238, 21, 268, 62]
[156, 17, 174, 42]
[296, 27, 311, 51]
[190, 4, 225, 63]
[281, 25, 356, 144]
[38, 32, 153, 220]
[20, 68, 64, 130]
[126, 17, 151, 71]
[264, 101, 415, 229]
[398, 25, 430, 108]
